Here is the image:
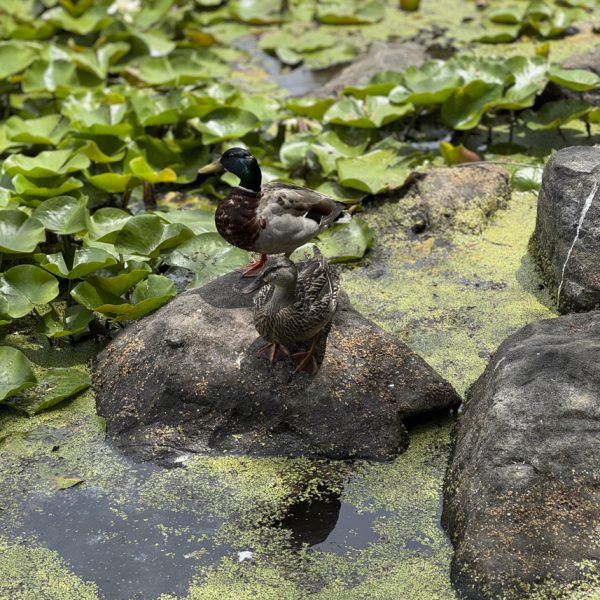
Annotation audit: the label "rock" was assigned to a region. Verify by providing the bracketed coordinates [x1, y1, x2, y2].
[442, 312, 600, 599]
[317, 41, 426, 96]
[93, 272, 460, 464]
[530, 146, 600, 313]
[370, 165, 511, 234]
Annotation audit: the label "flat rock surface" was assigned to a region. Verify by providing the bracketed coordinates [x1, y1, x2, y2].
[531, 145, 600, 313]
[442, 311, 600, 598]
[93, 272, 460, 463]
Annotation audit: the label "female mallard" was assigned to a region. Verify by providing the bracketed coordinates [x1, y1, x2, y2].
[243, 250, 340, 374]
[198, 147, 346, 276]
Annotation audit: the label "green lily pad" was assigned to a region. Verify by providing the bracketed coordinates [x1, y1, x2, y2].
[4, 149, 90, 179]
[39, 247, 118, 279]
[440, 142, 481, 165]
[128, 157, 177, 184]
[285, 97, 335, 119]
[195, 108, 259, 144]
[86, 261, 152, 296]
[317, 1, 384, 24]
[527, 99, 591, 128]
[4, 114, 69, 146]
[13, 174, 83, 199]
[0, 265, 59, 320]
[39, 305, 94, 338]
[497, 56, 548, 110]
[337, 148, 425, 194]
[7, 367, 91, 415]
[548, 65, 600, 91]
[86, 208, 132, 242]
[55, 476, 85, 490]
[441, 81, 503, 130]
[162, 232, 249, 288]
[0, 41, 40, 79]
[0, 209, 46, 253]
[315, 217, 374, 263]
[229, 0, 286, 24]
[157, 209, 216, 235]
[85, 172, 137, 193]
[32, 196, 88, 234]
[0, 346, 36, 402]
[114, 214, 194, 257]
[324, 96, 413, 129]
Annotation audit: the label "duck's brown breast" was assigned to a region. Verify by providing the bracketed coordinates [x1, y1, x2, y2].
[215, 189, 262, 252]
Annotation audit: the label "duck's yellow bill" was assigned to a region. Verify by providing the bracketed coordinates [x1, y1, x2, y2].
[197, 159, 225, 175]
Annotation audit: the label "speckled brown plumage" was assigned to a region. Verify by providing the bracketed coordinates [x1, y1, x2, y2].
[215, 187, 262, 252]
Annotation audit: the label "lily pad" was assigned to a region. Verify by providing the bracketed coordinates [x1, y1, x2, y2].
[4, 150, 90, 179]
[324, 96, 413, 129]
[32, 196, 88, 234]
[548, 65, 600, 91]
[4, 114, 68, 146]
[162, 232, 249, 288]
[0, 209, 46, 253]
[195, 108, 259, 144]
[0, 41, 39, 78]
[128, 156, 177, 184]
[441, 81, 503, 130]
[39, 247, 118, 279]
[86, 208, 131, 242]
[0, 346, 36, 402]
[39, 305, 94, 338]
[114, 214, 194, 257]
[315, 217, 374, 263]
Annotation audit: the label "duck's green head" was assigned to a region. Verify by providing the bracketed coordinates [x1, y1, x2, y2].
[198, 147, 262, 192]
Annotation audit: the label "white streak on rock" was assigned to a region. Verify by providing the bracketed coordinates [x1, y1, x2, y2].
[557, 181, 599, 307]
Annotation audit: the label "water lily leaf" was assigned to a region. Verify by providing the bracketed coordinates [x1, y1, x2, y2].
[42, 5, 111, 35]
[71, 275, 176, 320]
[13, 174, 83, 198]
[235, 95, 282, 122]
[85, 172, 136, 193]
[0, 209, 46, 253]
[196, 108, 259, 144]
[527, 99, 591, 128]
[324, 96, 413, 128]
[114, 214, 194, 257]
[446, 56, 510, 86]
[497, 56, 548, 110]
[317, 1, 384, 24]
[9, 367, 91, 415]
[86, 208, 131, 242]
[157, 209, 216, 235]
[79, 140, 126, 164]
[0, 265, 58, 321]
[5, 114, 68, 146]
[39, 247, 118, 279]
[548, 66, 600, 91]
[0, 346, 36, 402]
[21, 59, 88, 96]
[128, 157, 176, 184]
[311, 128, 371, 175]
[229, 0, 286, 24]
[337, 149, 423, 194]
[63, 99, 132, 137]
[314, 218, 373, 263]
[488, 5, 526, 24]
[162, 232, 249, 288]
[55, 476, 84, 490]
[0, 41, 39, 78]
[129, 89, 182, 126]
[403, 75, 463, 105]
[39, 305, 94, 338]
[442, 81, 503, 130]
[4, 149, 90, 179]
[476, 23, 520, 43]
[285, 97, 335, 119]
[512, 166, 543, 191]
[32, 196, 88, 234]
[86, 261, 152, 296]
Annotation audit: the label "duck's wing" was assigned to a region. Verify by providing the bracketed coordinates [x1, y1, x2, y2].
[260, 182, 344, 229]
[297, 253, 340, 315]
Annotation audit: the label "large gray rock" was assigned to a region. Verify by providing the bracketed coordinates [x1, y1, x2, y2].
[443, 312, 600, 599]
[93, 272, 460, 463]
[531, 146, 600, 313]
[317, 41, 426, 96]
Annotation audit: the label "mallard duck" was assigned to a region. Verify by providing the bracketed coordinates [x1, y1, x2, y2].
[243, 250, 340, 374]
[197, 147, 346, 276]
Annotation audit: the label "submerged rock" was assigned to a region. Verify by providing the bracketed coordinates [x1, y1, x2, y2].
[93, 272, 459, 463]
[530, 146, 600, 313]
[443, 312, 600, 598]
[317, 41, 426, 96]
[371, 165, 511, 234]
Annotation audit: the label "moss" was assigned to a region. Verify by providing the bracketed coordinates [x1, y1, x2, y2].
[0, 536, 99, 600]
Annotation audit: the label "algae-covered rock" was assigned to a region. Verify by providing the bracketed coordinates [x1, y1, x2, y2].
[531, 146, 600, 313]
[317, 41, 426, 96]
[372, 165, 511, 234]
[93, 272, 459, 464]
[443, 311, 600, 599]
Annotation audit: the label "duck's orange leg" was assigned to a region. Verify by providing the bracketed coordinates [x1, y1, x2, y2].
[238, 253, 267, 277]
[292, 335, 320, 375]
[257, 342, 289, 364]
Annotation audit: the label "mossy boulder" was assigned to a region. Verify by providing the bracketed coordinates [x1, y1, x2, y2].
[93, 272, 460, 464]
[443, 311, 600, 598]
[531, 146, 600, 313]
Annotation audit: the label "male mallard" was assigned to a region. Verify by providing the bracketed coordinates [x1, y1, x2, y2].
[198, 148, 346, 276]
[243, 250, 340, 374]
